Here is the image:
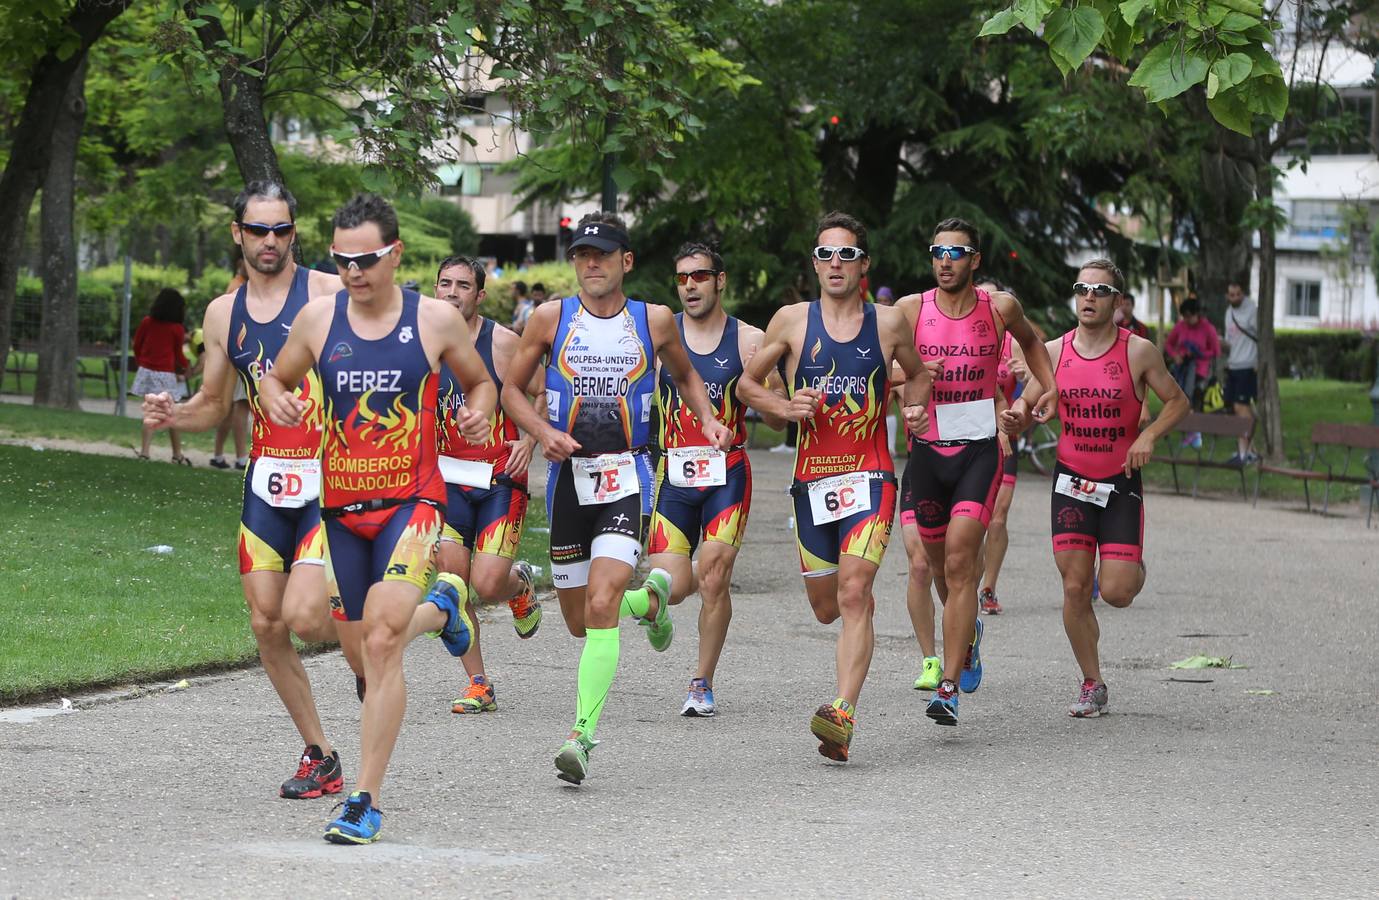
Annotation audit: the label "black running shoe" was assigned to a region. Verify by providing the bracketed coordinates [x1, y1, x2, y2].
[280, 745, 344, 799]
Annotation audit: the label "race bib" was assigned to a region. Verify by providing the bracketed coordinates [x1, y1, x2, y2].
[572, 452, 639, 506]
[666, 446, 727, 488]
[250, 457, 321, 509]
[935, 397, 997, 441]
[1054, 472, 1113, 507]
[439, 456, 494, 489]
[806, 472, 872, 526]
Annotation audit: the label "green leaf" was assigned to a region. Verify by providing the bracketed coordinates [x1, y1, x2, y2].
[1118, 0, 1150, 25]
[1127, 40, 1209, 102]
[1219, 11, 1259, 30]
[978, 8, 1020, 37]
[1014, 0, 1055, 33]
[1044, 6, 1105, 77]
[1208, 52, 1252, 97]
[1169, 655, 1246, 669]
[1207, 89, 1253, 134]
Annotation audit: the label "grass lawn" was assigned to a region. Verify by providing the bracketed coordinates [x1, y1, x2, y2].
[0, 399, 219, 453]
[0, 443, 551, 704]
[2, 352, 126, 400]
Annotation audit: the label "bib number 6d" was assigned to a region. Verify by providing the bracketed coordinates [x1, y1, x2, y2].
[267, 471, 303, 497]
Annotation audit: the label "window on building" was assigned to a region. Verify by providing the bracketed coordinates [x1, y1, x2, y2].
[1290, 200, 1343, 238]
[1287, 280, 1321, 318]
[1292, 90, 1376, 156]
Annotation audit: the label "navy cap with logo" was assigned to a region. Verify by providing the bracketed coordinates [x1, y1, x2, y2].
[566, 221, 631, 257]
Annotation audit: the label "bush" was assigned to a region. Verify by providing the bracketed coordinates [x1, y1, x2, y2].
[1275, 329, 1374, 382]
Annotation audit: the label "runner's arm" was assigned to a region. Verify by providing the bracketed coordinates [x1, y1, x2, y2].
[740, 324, 786, 431]
[882, 307, 933, 437]
[432, 301, 496, 444]
[738, 304, 818, 423]
[1007, 337, 1061, 433]
[261, 296, 329, 427]
[650, 304, 731, 450]
[489, 323, 537, 475]
[500, 302, 580, 461]
[144, 294, 238, 433]
[994, 291, 1057, 422]
[1124, 336, 1190, 474]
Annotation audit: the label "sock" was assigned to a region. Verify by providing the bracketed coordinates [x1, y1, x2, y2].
[574, 627, 620, 739]
[619, 588, 650, 620]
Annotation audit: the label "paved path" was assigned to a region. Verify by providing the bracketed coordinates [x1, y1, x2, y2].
[4, 450, 1377, 897]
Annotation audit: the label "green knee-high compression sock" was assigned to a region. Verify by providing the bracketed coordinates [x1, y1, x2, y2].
[574, 627, 621, 739]
[619, 587, 650, 620]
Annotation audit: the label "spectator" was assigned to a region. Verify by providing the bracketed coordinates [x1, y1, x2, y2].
[1223, 280, 1259, 465]
[530, 282, 548, 305]
[874, 285, 895, 306]
[1164, 294, 1220, 448]
[132, 288, 191, 464]
[510, 279, 533, 334]
[1116, 292, 1150, 339]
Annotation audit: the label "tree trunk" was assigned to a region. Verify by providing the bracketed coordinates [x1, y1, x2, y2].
[183, 3, 283, 185]
[1192, 94, 1256, 324]
[1254, 144, 1284, 461]
[0, 0, 128, 382]
[35, 57, 89, 410]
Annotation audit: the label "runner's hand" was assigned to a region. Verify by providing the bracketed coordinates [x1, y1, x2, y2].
[784, 387, 822, 422]
[1028, 386, 1058, 423]
[538, 426, 581, 463]
[267, 392, 306, 427]
[997, 431, 1012, 457]
[505, 436, 535, 475]
[902, 403, 928, 437]
[1124, 433, 1154, 476]
[1007, 355, 1028, 382]
[999, 403, 1029, 435]
[703, 420, 733, 451]
[925, 358, 945, 378]
[456, 406, 491, 445]
[142, 392, 176, 430]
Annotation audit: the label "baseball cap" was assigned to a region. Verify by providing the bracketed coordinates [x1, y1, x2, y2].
[566, 221, 631, 257]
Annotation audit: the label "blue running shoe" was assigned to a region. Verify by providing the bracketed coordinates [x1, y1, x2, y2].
[324, 791, 382, 844]
[925, 681, 959, 726]
[959, 616, 983, 693]
[680, 677, 715, 717]
[425, 573, 475, 657]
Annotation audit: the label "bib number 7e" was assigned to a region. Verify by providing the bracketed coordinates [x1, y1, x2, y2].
[572, 452, 639, 505]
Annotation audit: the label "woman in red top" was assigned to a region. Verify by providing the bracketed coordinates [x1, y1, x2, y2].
[133, 288, 191, 463]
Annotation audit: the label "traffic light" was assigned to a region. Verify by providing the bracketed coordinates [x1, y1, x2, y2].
[557, 215, 573, 258]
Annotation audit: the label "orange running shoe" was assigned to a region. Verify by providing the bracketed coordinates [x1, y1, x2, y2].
[508, 561, 542, 638]
[809, 698, 855, 761]
[452, 674, 497, 714]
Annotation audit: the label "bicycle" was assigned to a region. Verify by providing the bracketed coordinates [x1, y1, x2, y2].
[1013, 420, 1060, 476]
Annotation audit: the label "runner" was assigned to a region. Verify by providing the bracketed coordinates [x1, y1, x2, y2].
[894, 218, 1057, 728]
[432, 255, 543, 715]
[647, 242, 782, 718]
[974, 277, 1028, 616]
[499, 212, 731, 785]
[143, 181, 350, 799]
[1013, 259, 1188, 717]
[738, 211, 932, 762]
[261, 193, 497, 844]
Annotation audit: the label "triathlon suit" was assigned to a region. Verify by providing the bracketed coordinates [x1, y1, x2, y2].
[229, 266, 325, 574]
[997, 331, 1021, 487]
[791, 301, 895, 577]
[317, 289, 446, 621]
[1050, 328, 1145, 563]
[648, 314, 752, 557]
[544, 295, 657, 589]
[905, 288, 1004, 544]
[437, 317, 527, 561]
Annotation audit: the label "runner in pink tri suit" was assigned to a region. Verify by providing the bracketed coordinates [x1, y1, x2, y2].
[1013, 258, 1188, 720]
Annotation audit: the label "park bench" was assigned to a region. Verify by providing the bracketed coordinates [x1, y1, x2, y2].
[5, 347, 116, 398]
[1253, 422, 1379, 527]
[1150, 411, 1254, 499]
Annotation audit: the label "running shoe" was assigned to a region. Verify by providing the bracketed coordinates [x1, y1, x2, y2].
[925, 680, 959, 726]
[323, 791, 382, 844]
[555, 735, 597, 785]
[979, 587, 1003, 615]
[452, 674, 497, 714]
[809, 698, 855, 761]
[959, 617, 983, 693]
[913, 656, 942, 691]
[681, 677, 716, 717]
[1068, 679, 1109, 718]
[1225, 452, 1244, 468]
[280, 745, 344, 799]
[425, 573, 475, 657]
[508, 561, 542, 639]
[639, 568, 674, 652]
[355, 675, 366, 703]
[208, 456, 231, 469]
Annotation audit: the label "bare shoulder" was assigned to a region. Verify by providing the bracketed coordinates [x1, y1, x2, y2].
[895, 291, 925, 310]
[768, 301, 811, 332]
[306, 268, 343, 294]
[990, 289, 1023, 320]
[645, 302, 676, 327]
[875, 303, 909, 332]
[490, 320, 519, 353]
[1126, 333, 1162, 364]
[201, 292, 235, 342]
[738, 321, 765, 346]
[418, 294, 464, 328]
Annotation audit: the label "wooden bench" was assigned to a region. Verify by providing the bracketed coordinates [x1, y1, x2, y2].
[5, 349, 116, 398]
[1149, 411, 1255, 499]
[1253, 422, 1379, 526]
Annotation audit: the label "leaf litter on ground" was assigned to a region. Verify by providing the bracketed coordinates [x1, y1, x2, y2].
[1169, 655, 1246, 670]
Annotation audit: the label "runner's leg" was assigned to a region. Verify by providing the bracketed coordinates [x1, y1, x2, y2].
[938, 516, 984, 683]
[243, 570, 331, 754]
[692, 541, 737, 685]
[902, 522, 937, 658]
[834, 554, 879, 706]
[980, 482, 1014, 595]
[1056, 550, 1100, 682]
[355, 580, 426, 802]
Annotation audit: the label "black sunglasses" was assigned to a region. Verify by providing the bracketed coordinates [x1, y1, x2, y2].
[238, 221, 295, 238]
[331, 243, 398, 271]
[675, 269, 718, 285]
[1072, 282, 1122, 299]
